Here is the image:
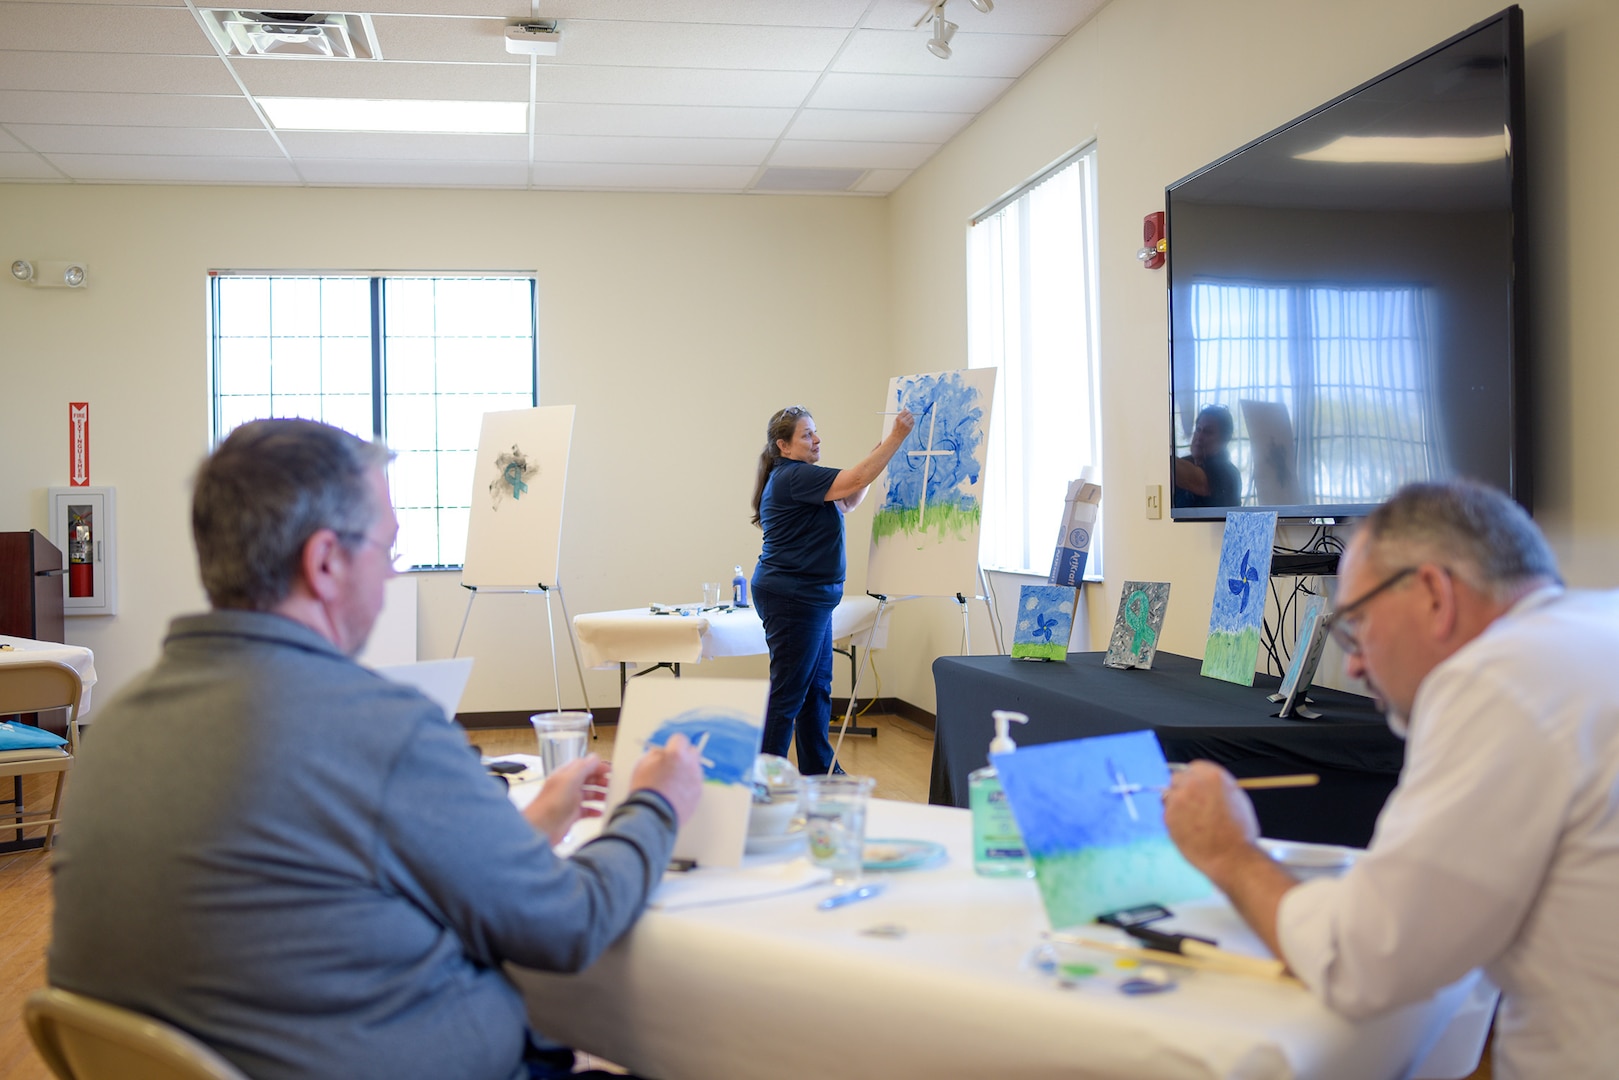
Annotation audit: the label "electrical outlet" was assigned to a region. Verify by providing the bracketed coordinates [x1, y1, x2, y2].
[1146, 484, 1162, 519]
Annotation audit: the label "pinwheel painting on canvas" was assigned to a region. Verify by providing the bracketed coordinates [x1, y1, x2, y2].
[1200, 511, 1278, 685]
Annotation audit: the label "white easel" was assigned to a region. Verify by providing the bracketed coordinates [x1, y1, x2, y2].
[828, 568, 1002, 772]
[452, 581, 594, 727]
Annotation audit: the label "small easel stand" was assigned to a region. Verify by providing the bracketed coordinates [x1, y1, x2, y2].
[453, 581, 595, 735]
[828, 572, 1001, 772]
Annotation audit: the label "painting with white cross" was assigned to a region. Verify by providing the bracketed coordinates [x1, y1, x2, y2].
[604, 677, 768, 869]
[865, 368, 997, 598]
[1200, 511, 1279, 686]
[994, 730, 1211, 928]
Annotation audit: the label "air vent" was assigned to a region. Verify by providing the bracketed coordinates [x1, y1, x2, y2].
[200, 9, 381, 59]
[753, 167, 869, 193]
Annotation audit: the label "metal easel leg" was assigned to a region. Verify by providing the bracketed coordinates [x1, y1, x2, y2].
[539, 583, 563, 716]
[554, 581, 595, 736]
[453, 587, 479, 658]
[829, 595, 887, 773]
[957, 592, 972, 654]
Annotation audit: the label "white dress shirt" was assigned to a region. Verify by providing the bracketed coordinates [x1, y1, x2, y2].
[1278, 587, 1619, 1079]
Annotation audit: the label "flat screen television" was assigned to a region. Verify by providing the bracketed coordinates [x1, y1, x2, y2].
[1165, 6, 1527, 521]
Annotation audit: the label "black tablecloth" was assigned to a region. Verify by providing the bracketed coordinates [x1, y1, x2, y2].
[930, 652, 1406, 847]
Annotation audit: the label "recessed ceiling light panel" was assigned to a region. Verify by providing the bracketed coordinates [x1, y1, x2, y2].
[260, 97, 528, 135]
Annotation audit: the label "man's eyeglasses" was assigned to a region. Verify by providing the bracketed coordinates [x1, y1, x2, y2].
[1323, 566, 1417, 655]
[337, 531, 408, 573]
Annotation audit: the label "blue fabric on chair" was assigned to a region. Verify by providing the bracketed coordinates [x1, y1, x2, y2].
[0, 721, 68, 752]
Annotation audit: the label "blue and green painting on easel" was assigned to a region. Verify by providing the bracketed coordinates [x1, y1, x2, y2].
[994, 731, 1211, 929]
[1201, 511, 1278, 686]
[866, 367, 997, 599]
[1011, 585, 1077, 661]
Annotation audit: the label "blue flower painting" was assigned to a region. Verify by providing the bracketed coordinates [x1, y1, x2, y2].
[1202, 511, 1278, 686]
[994, 731, 1211, 928]
[865, 368, 997, 600]
[873, 370, 987, 540]
[1010, 585, 1076, 661]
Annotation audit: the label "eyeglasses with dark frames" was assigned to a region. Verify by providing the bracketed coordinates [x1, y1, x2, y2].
[1323, 566, 1418, 655]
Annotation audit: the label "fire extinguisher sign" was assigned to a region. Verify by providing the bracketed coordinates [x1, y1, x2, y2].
[69, 402, 90, 486]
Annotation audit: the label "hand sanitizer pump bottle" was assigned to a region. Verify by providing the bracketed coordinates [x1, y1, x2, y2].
[969, 710, 1033, 877]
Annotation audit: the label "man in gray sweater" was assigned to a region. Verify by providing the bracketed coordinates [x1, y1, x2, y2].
[49, 419, 702, 1080]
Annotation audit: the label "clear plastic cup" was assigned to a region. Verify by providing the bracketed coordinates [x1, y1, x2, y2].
[530, 711, 592, 776]
[702, 582, 723, 608]
[802, 774, 875, 883]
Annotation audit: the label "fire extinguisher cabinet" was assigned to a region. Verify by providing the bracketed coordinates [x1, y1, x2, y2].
[48, 486, 118, 617]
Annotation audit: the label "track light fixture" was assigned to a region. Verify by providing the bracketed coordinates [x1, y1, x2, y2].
[10, 259, 33, 282]
[917, 0, 988, 61]
[927, 12, 958, 59]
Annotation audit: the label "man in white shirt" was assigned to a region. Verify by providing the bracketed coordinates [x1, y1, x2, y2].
[1164, 480, 1619, 1079]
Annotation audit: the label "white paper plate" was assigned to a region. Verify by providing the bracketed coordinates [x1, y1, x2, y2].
[1266, 839, 1357, 879]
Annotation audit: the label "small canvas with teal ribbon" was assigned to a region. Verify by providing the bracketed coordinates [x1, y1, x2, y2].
[1104, 581, 1170, 669]
[1201, 511, 1278, 686]
[1010, 585, 1077, 661]
[994, 731, 1212, 929]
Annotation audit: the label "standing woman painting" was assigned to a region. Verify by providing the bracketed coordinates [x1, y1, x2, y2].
[750, 405, 915, 774]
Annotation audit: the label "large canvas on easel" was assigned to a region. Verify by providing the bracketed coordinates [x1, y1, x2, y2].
[865, 369, 996, 598]
[462, 406, 575, 589]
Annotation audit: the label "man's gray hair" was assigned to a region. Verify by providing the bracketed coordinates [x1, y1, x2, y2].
[1358, 480, 1561, 600]
[193, 419, 393, 611]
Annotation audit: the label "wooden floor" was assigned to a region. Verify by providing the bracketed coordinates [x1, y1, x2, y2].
[0, 711, 1490, 1080]
[0, 711, 935, 1080]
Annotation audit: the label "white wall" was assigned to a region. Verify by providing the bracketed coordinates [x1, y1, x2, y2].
[883, 0, 1619, 710]
[0, 185, 892, 710]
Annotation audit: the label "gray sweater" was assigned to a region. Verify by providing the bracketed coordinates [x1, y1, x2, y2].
[49, 610, 678, 1080]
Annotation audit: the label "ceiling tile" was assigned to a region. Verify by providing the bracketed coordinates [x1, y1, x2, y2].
[7, 124, 281, 156]
[369, 14, 525, 65]
[0, 151, 63, 179]
[0, 3, 210, 55]
[41, 153, 301, 183]
[534, 65, 816, 109]
[235, 58, 528, 101]
[533, 21, 848, 71]
[298, 157, 529, 186]
[788, 108, 973, 143]
[862, 0, 1105, 35]
[278, 130, 529, 161]
[529, 134, 772, 166]
[529, 160, 757, 191]
[853, 167, 911, 194]
[538, 2, 870, 27]
[0, 90, 263, 128]
[769, 139, 938, 170]
[807, 72, 1013, 113]
[836, 28, 1063, 78]
[0, 52, 238, 95]
[532, 103, 793, 140]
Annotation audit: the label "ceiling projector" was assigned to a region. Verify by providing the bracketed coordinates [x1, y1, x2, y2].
[505, 22, 560, 56]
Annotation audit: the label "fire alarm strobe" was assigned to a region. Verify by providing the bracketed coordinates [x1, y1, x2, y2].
[505, 21, 559, 55]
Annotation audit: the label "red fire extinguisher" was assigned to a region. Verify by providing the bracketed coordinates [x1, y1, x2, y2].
[68, 505, 94, 598]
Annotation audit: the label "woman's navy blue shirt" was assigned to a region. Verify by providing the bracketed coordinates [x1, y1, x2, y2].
[753, 459, 843, 595]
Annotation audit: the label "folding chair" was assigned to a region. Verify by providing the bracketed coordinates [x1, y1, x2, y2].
[25, 987, 249, 1080]
[0, 659, 83, 853]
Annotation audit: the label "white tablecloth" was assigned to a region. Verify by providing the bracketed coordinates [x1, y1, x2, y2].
[0, 635, 98, 716]
[573, 594, 885, 671]
[512, 800, 1482, 1080]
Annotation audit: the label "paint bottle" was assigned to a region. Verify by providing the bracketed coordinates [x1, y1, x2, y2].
[732, 565, 749, 608]
[969, 710, 1033, 877]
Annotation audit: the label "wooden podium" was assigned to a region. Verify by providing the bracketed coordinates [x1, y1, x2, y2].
[0, 530, 66, 643]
